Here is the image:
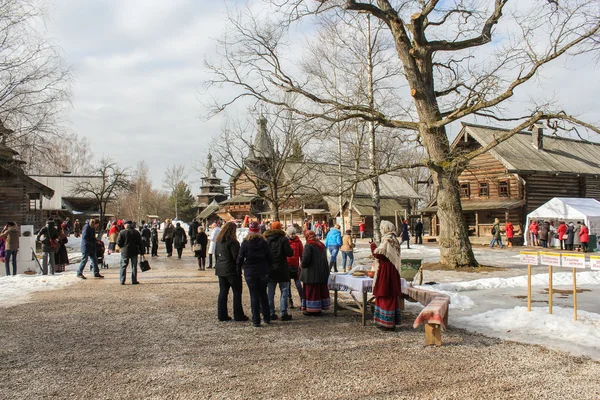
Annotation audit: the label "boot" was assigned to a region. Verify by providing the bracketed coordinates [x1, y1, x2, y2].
[197, 258, 202, 270]
[208, 254, 213, 269]
[332, 261, 338, 272]
[201, 257, 206, 270]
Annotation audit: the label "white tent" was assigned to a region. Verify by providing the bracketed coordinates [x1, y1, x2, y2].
[524, 197, 600, 245]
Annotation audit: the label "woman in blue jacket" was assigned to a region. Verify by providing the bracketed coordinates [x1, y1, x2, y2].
[324, 224, 342, 272]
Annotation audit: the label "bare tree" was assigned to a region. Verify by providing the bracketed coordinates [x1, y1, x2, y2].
[163, 165, 187, 220]
[205, 0, 600, 267]
[70, 158, 130, 238]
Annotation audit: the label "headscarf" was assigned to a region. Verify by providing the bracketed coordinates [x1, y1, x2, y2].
[373, 221, 402, 278]
[305, 230, 324, 251]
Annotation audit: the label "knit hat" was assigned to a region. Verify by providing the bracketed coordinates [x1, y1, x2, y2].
[249, 221, 260, 233]
[286, 226, 296, 236]
[271, 221, 282, 230]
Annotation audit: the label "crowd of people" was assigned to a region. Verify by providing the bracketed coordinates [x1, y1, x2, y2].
[527, 219, 591, 252]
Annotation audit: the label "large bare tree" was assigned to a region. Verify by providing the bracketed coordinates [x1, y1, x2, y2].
[205, 0, 600, 267]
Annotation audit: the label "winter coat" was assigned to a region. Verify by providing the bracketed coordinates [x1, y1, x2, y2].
[162, 223, 174, 240]
[324, 228, 342, 248]
[340, 234, 354, 252]
[401, 222, 410, 241]
[300, 242, 330, 284]
[579, 225, 589, 243]
[140, 227, 151, 244]
[215, 239, 241, 277]
[208, 227, 220, 255]
[188, 221, 200, 238]
[237, 233, 273, 277]
[492, 223, 502, 240]
[566, 225, 575, 245]
[173, 226, 187, 249]
[37, 220, 60, 253]
[415, 222, 423, 234]
[529, 222, 539, 235]
[264, 229, 294, 282]
[539, 222, 550, 241]
[286, 235, 303, 268]
[151, 227, 159, 244]
[108, 225, 119, 243]
[195, 232, 208, 258]
[0, 226, 19, 251]
[55, 234, 69, 265]
[557, 223, 568, 240]
[359, 223, 365, 233]
[573, 225, 582, 245]
[117, 227, 144, 258]
[505, 222, 514, 239]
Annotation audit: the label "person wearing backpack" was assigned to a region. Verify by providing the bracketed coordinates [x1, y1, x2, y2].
[489, 218, 503, 249]
[264, 221, 294, 321]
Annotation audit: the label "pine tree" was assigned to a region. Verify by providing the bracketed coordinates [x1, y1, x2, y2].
[169, 181, 195, 221]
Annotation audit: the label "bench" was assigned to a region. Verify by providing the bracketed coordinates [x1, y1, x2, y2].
[404, 286, 450, 346]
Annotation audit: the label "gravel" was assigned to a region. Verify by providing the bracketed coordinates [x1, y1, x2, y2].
[0, 253, 599, 399]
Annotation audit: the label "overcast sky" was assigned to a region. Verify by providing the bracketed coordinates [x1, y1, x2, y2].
[44, 0, 600, 191]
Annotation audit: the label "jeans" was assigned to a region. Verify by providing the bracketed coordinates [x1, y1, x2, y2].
[164, 238, 173, 255]
[151, 242, 158, 256]
[267, 281, 290, 317]
[490, 238, 504, 249]
[120, 255, 138, 284]
[42, 251, 56, 275]
[327, 246, 340, 264]
[5, 250, 17, 276]
[77, 252, 99, 276]
[540, 239, 548, 248]
[415, 233, 423, 244]
[218, 275, 245, 321]
[341, 251, 354, 270]
[244, 273, 270, 325]
[291, 278, 302, 301]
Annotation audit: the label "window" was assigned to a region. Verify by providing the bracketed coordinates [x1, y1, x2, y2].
[478, 183, 489, 197]
[28, 193, 41, 211]
[460, 182, 470, 198]
[499, 180, 509, 197]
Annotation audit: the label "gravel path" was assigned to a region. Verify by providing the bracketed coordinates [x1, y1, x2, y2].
[1, 253, 599, 399]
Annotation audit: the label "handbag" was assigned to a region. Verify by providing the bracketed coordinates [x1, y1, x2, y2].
[139, 255, 151, 272]
[562, 234, 569, 240]
[192, 243, 202, 252]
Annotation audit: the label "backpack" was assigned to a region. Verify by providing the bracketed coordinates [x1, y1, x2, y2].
[491, 226, 496, 235]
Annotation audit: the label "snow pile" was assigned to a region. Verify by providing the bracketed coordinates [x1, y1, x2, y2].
[456, 306, 600, 361]
[431, 270, 600, 292]
[0, 273, 81, 308]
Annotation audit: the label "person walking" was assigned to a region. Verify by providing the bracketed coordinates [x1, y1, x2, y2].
[140, 224, 151, 254]
[300, 230, 330, 316]
[108, 222, 119, 255]
[188, 218, 200, 249]
[76, 219, 104, 279]
[54, 226, 69, 273]
[324, 223, 342, 272]
[579, 222, 590, 252]
[150, 224, 159, 257]
[557, 221, 568, 250]
[214, 222, 248, 322]
[414, 219, 423, 245]
[489, 218, 503, 249]
[505, 219, 515, 248]
[173, 222, 187, 259]
[359, 220, 366, 240]
[566, 222, 575, 251]
[162, 219, 175, 257]
[371, 221, 403, 330]
[36, 219, 59, 275]
[399, 220, 410, 249]
[237, 221, 273, 327]
[0, 222, 19, 276]
[286, 226, 303, 309]
[265, 221, 294, 321]
[208, 223, 221, 269]
[116, 221, 144, 285]
[195, 226, 208, 270]
[73, 219, 81, 238]
[340, 229, 355, 272]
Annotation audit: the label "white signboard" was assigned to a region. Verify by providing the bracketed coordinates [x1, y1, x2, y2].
[590, 255, 600, 271]
[561, 254, 586, 269]
[539, 252, 561, 267]
[519, 252, 539, 265]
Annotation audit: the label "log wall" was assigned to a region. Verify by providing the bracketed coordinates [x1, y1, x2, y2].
[458, 153, 521, 201]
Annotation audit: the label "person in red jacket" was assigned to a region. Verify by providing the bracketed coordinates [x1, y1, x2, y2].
[505, 220, 515, 248]
[556, 221, 568, 250]
[579, 222, 590, 252]
[528, 219, 539, 246]
[286, 226, 304, 308]
[359, 220, 366, 239]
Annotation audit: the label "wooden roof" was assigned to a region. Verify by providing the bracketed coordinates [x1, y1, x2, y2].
[457, 123, 600, 176]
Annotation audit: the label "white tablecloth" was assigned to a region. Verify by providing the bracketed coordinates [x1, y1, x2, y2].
[328, 273, 408, 294]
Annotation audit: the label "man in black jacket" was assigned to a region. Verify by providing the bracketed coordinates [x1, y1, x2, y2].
[117, 221, 144, 285]
[188, 218, 200, 249]
[264, 221, 294, 321]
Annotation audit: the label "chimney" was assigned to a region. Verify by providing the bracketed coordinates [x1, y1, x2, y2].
[531, 123, 544, 150]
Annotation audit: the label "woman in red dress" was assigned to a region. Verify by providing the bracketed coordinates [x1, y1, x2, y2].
[370, 221, 403, 330]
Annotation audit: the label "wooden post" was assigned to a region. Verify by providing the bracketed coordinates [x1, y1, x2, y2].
[527, 264, 532, 312]
[475, 211, 480, 237]
[548, 265, 553, 314]
[573, 268, 578, 321]
[362, 291, 367, 327]
[333, 289, 338, 317]
[394, 210, 399, 232]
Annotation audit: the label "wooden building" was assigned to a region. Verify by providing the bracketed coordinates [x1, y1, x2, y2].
[421, 123, 600, 241]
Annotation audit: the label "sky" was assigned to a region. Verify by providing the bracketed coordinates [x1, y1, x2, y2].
[42, 0, 600, 191]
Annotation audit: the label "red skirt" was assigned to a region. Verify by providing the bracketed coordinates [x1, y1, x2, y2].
[373, 259, 403, 328]
[301, 283, 330, 313]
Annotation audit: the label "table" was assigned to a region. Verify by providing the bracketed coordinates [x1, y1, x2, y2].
[328, 274, 408, 326]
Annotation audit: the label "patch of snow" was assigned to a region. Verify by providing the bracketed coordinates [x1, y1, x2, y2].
[0, 272, 81, 308]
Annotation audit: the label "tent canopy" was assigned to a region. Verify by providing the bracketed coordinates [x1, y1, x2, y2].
[525, 197, 600, 244]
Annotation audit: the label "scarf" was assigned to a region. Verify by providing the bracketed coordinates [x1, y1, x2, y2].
[373, 232, 402, 285]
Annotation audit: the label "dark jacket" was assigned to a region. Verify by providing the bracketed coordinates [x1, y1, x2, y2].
[539, 222, 550, 241]
[415, 222, 423, 234]
[188, 221, 200, 238]
[117, 227, 144, 258]
[37, 220, 60, 253]
[173, 226, 187, 249]
[79, 222, 96, 254]
[566, 225, 575, 245]
[195, 232, 208, 258]
[141, 227, 151, 243]
[215, 239, 241, 277]
[151, 227, 159, 244]
[264, 229, 294, 282]
[401, 222, 410, 241]
[162, 223, 174, 240]
[300, 243, 330, 284]
[237, 233, 273, 276]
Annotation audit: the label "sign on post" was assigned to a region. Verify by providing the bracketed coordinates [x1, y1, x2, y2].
[520, 252, 538, 313]
[539, 252, 561, 266]
[590, 255, 600, 271]
[561, 254, 586, 269]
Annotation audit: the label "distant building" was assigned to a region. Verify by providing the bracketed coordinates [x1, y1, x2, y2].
[195, 153, 228, 224]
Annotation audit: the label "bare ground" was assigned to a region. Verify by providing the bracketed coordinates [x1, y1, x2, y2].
[1, 254, 599, 400]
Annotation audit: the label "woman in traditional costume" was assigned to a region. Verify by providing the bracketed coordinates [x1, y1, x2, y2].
[370, 221, 403, 329]
[300, 230, 330, 315]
